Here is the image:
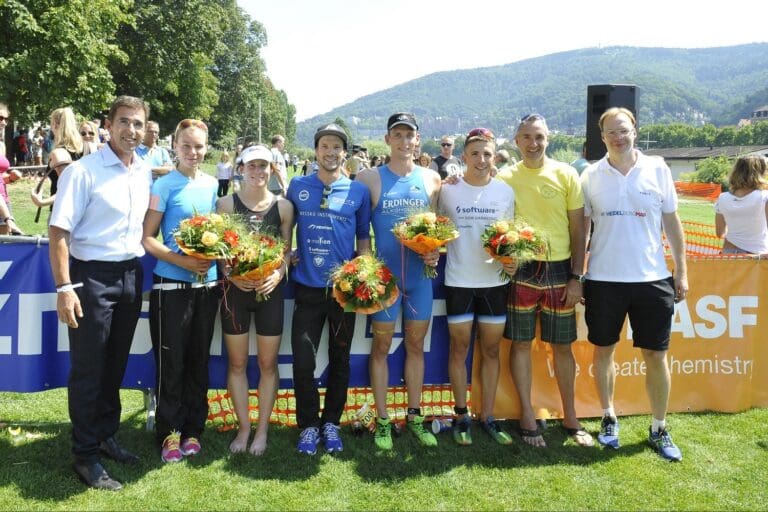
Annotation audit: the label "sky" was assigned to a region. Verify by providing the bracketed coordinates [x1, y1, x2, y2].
[239, 0, 766, 122]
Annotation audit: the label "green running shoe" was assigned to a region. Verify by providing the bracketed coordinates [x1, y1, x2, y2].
[408, 415, 438, 447]
[374, 418, 393, 451]
[481, 417, 513, 445]
[452, 416, 473, 446]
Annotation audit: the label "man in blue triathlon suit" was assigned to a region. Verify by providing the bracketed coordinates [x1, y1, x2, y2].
[356, 113, 442, 450]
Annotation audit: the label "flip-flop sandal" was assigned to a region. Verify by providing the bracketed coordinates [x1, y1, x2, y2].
[565, 427, 595, 447]
[519, 427, 546, 448]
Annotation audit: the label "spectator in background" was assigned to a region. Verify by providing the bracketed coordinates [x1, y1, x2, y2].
[570, 142, 590, 175]
[136, 121, 173, 179]
[32, 128, 44, 165]
[0, 155, 23, 235]
[714, 155, 768, 255]
[418, 153, 432, 169]
[430, 135, 463, 179]
[30, 148, 72, 216]
[494, 149, 515, 173]
[42, 127, 54, 166]
[14, 129, 28, 166]
[269, 135, 287, 196]
[216, 151, 233, 197]
[79, 121, 100, 154]
[0, 103, 8, 157]
[370, 155, 381, 168]
[50, 107, 84, 158]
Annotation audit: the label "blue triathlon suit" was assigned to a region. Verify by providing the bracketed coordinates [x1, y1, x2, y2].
[371, 165, 433, 322]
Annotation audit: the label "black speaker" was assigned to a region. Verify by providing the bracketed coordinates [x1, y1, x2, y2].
[585, 84, 637, 161]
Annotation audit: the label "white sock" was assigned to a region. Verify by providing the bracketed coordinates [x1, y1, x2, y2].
[603, 407, 616, 419]
[652, 417, 666, 433]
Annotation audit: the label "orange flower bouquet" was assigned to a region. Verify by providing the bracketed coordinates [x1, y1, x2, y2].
[174, 212, 243, 260]
[330, 254, 399, 314]
[391, 211, 459, 278]
[228, 232, 286, 301]
[481, 218, 548, 279]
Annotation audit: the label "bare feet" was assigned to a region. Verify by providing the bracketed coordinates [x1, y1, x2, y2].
[519, 417, 546, 448]
[249, 430, 267, 456]
[229, 428, 250, 454]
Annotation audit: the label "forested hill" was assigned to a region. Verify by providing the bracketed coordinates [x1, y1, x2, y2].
[296, 44, 768, 145]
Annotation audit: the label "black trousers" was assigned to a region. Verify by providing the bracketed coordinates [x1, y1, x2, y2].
[217, 179, 230, 197]
[291, 284, 355, 428]
[149, 277, 219, 443]
[67, 257, 143, 463]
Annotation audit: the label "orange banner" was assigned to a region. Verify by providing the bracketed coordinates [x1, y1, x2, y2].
[475, 257, 767, 419]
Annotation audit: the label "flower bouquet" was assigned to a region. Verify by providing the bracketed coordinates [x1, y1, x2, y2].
[481, 218, 548, 279]
[391, 211, 459, 278]
[227, 232, 286, 301]
[330, 254, 400, 314]
[174, 212, 243, 260]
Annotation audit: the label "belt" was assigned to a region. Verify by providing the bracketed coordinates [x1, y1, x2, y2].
[152, 281, 218, 291]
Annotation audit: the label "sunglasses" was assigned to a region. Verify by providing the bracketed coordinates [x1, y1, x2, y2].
[520, 113, 545, 123]
[441, 143, 453, 147]
[177, 119, 208, 131]
[319, 185, 332, 209]
[80, 131, 94, 136]
[466, 127, 494, 141]
[0, 116, 7, 122]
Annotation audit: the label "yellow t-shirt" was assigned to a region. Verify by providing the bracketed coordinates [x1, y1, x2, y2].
[497, 159, 583, 261]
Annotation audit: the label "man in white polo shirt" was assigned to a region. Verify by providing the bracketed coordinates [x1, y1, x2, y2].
[581, 107, 688, 461]
[49, 95, 152, 490]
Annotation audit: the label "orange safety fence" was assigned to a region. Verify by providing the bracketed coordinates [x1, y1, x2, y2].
[675, 181, 722, 201]
[206, 385, 462, 430]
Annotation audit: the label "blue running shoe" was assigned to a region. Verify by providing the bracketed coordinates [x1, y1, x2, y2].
[322, 423, 343, 453]
[297, 427, 320, 455]
[597, 416, 620, 449]
[648, 427, 682, 462]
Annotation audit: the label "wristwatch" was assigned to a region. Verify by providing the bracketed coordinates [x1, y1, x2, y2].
[570, 273, 585, 284]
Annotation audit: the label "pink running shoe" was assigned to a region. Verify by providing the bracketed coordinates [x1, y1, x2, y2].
[161, 432, 183, 463]
[180, 437, 201, 457]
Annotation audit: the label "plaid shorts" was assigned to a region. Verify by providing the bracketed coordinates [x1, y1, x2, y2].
[504, 259, 576, 344]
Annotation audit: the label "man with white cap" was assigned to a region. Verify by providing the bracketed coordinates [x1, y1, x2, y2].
[287, 123, 371, 455]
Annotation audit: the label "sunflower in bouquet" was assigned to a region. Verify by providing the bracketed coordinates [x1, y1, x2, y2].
[228, 231, 286, 301]
[391, 210, 459, 278]
[330, 254, 399, 314]
[481, 218, 549, 280]
[174, 212, 243, 261]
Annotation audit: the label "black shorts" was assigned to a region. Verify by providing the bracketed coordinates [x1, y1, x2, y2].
[445, 284, 508, 325]
[584, 277, 675, 351]
[220, 280, 284, 336]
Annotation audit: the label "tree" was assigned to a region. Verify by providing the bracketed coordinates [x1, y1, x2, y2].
[0, 0, 132, 125]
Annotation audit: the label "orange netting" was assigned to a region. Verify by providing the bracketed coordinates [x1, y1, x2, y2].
[663, 221, 758, 258]
[206, 385, 463, 430]
[675, 182, 722, 201]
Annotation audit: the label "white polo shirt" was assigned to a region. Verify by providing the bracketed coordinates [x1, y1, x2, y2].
[50, 144, 151, 261]
[581, 151, 677, 283]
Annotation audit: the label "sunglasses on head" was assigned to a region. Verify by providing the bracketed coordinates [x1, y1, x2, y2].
[178, 119, 208, 131]
[320, 185, 331, 209]
[520, 113, 545, 123]
[466, 127, 494, 141]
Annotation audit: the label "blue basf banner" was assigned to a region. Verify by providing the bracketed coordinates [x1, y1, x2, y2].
[0, 240, 461, 392]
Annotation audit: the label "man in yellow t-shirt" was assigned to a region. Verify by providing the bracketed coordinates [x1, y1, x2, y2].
[496, 113, 591, 449]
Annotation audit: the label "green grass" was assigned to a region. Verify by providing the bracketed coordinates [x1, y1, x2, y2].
[4, 166, 763, 510]
[1, 390, 766, 510]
